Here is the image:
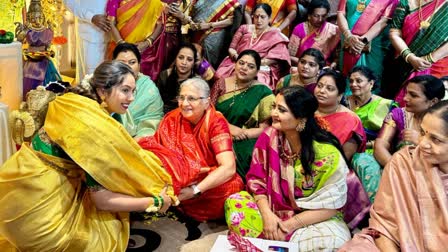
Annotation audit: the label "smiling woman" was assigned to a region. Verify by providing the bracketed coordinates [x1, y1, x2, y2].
[211, 50, 275, 178]
[157, 43, 198, 113]
[0, 61, 176, 251]
[340, 101, 448, 251]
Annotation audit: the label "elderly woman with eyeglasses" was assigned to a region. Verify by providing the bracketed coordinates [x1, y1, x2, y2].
[147, 77, 244, 239]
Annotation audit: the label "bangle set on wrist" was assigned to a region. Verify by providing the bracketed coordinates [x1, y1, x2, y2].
[145, 195, 165, 212]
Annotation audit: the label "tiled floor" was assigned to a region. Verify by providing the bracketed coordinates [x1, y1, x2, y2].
[131, 217, 228, 251]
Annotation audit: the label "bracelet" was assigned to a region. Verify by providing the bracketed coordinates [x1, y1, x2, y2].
[427, 53, 435, 63]
[399, 47, 410, 57]
[293, 215, 307, 228]
[145, 196, 164, 213]
[117, 39, 125, 44]
[405, 53, 414, 63]
[145, 37, 153, 47]
[401, 48, 412, 59]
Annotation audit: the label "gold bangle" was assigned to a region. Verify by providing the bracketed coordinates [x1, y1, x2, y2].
[405, 53, 414, 63]
[428, 53, 435, 63]
[145, 37, 153, 47]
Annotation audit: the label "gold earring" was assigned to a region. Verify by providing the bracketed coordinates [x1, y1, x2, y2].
[296, 119, 307, 132]
[100, 95, 108, 108]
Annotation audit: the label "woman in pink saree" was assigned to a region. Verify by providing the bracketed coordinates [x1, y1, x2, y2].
[339, 100, 448, 252]
[216, 3, 291, 90]
[289, 0, 340, 66]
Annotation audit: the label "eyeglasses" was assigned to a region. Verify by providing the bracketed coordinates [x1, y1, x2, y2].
[176, 95, 207, 103]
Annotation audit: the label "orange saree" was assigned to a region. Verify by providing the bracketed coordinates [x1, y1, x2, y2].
[148, 106, 244, 221]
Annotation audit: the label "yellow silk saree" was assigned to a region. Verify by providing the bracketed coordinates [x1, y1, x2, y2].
[0, 93, 175, 251]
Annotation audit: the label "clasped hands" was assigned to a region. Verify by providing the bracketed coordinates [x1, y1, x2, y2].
[262, 211, 291, 241]
[345, 35, 367, 55]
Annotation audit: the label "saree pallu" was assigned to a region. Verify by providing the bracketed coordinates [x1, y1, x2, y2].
[0, 93, 175, 251]
[215, 81, 275, 178]
[319, 111, 371, 228]
[369, 146, 448, 251]
[245, 0, 297, 35]
[338, 0, 398, 78]
[289, 21, 340, 63]
[153, 107, 244, 221]
[391, 0, 448, 106]
[215, 25, 291, 90]
[190, 0, 241, 68]
[352, 107, 408, 203]
[351, 96, 397, 141]
[228, 127, 350, 247]
[120, 74, 164, 137]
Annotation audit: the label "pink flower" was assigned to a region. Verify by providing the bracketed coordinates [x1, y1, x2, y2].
[239, 228, 247, 236]
[246, 201, 258, 209]
[228, 193, 243, 200]
[230, 212, 245, 226]
[235, 203, 242, 208]
[315, 161, 323, 167]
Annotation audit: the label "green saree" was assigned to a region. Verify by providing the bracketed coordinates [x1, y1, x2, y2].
[215, 83, 274, 179]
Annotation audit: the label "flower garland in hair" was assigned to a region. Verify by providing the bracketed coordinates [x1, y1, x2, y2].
[79, 74, 94, 92]
[314, 115, 330, 131]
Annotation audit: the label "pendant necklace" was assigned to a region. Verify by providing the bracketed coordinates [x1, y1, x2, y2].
[418, 0, 439, 30]
[307, 22, 322, 42]
[250, 27, 268, 46]
[229, 81, 252, 107]
[356, 0, 367, 12]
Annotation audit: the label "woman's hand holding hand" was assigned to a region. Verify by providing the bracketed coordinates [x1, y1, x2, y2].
[178, 186, 194, 201]
[347, 35, 364, 54]
[408, 54, 431, 71]
[402, 129, 420, 145]
[275, 221, 290, 241]
[158, 186, 172, 213]
[262, 211, 282, 240]
[231, 127, 248, 141]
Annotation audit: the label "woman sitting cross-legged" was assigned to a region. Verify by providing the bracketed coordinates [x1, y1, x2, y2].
[211, 50, 274, 179]
[225, 86, 351, 251]
[314, 69, 371, 229]
[0, 61, 175, 251]
[140, 77, 244, 240]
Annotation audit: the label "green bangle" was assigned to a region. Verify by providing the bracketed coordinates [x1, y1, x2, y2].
[153, 196, 159, 208]
[159, 196, 164, 208]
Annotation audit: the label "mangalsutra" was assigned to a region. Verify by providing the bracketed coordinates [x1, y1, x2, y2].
[229, 81, 252, 107]
[307, 22, 322, 42]
[250, 27, 268, 46]
[418, 0, 439, 30]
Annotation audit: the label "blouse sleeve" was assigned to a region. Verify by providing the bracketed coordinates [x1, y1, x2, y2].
[286, 0, 298, 11]
[209, 113, 234, 155]
[337, 0, 348, 14]
[229, 25, 246, 50]
[390, 0, 410, 29]
[210, 78, 226, 105]
[376, 108, 400, 145]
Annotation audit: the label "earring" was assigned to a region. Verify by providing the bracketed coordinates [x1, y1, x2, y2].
[296, 119, 307, 132]
[100, 95, 108, 108]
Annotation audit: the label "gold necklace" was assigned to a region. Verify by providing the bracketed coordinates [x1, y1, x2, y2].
[418, 0, 439, 30]
[250, 27, 268, 46]
[356, 0, 367, 12]
[280, 144, 301, 161]
[307, 22, 322, 42]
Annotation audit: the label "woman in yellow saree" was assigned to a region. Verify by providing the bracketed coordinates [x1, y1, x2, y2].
[106, 0, 165, 80]
[0, 61, 176, 251]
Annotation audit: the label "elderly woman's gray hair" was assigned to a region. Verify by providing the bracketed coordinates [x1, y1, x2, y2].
[179, 77, 210, 98]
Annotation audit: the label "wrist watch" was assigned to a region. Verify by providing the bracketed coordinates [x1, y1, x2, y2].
[191, 184, 201, 197]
